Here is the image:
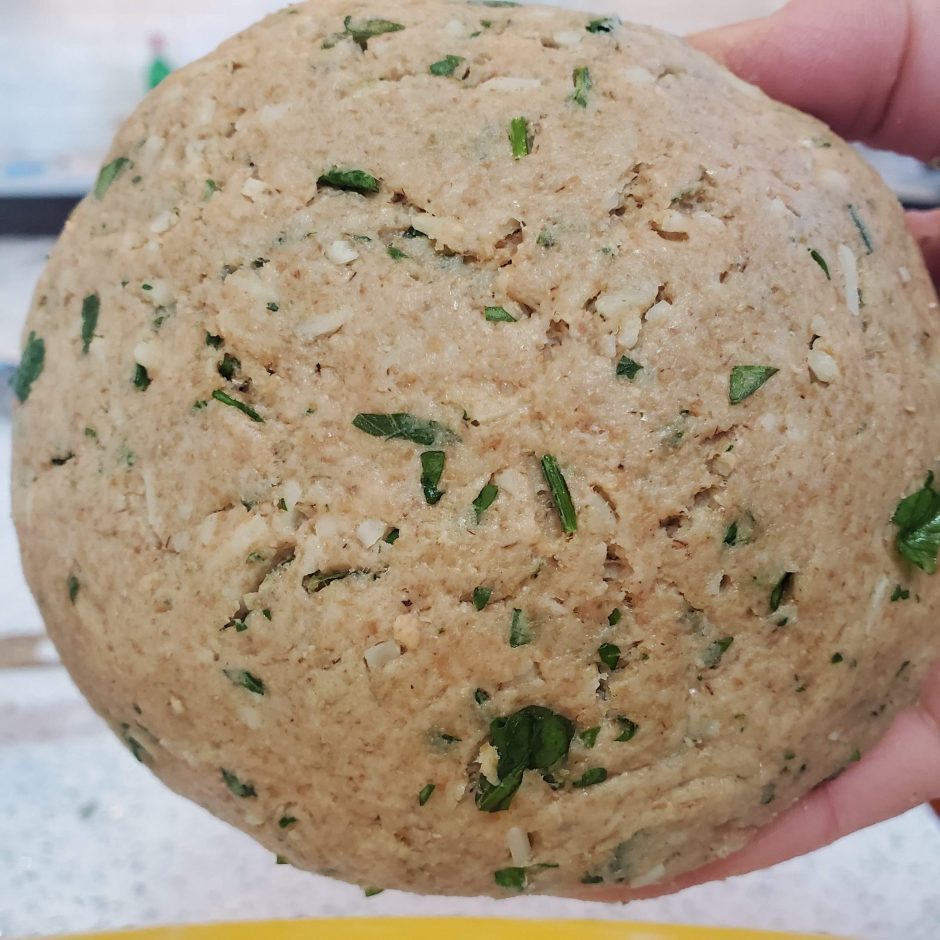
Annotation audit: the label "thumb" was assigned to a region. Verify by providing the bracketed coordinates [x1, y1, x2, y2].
[689, 0, 940, 163]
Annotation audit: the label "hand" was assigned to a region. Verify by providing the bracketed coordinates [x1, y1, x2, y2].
[588, 0, 940, 902]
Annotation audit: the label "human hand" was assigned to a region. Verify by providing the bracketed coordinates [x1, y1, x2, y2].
[587, 0, 940, 903]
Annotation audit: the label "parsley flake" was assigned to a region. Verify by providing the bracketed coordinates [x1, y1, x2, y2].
[475, 688, 490, 705]
[484, 305, 516, 322]
[703, 635, 734, 667]
[318, 167, 380, 194]
[420, 450, 446, 504]
[12, 332, 45, 403]
[848, 204, 874, 254]
[541, 454, 577, 534]
[616, 356, 642, 380]
[418, 783, 436, 806]
[133, 363, 151, 390]
[572, 767, 607, 788]
[472, 482, 499, 522]
[809, 249, 831, 279]
[598, 642, 620, 670]
[472, 586, 493, 610]
[509, 116, 531, 160]
[509, 608, 531, 647]
[68, 574, 80, 603]
[343, 15, 404, 48]
[279, 815, 297, 828]
[578, 726, 600, 748]
[221, 768, 256, 798]
[586, 15, 621, 32]
[770, 572, 795, 612]
[302, 569, 357, 593]
[223, 668, 266, 695]
[353, 412, 457, 445]
[891, 472, 940, 573]
[890, 584, 910, 602]
[212, 389, 263, 422]
[430, 54, 464, 76]
[494, 867, 527, 890]
[615, 717, 639, 742]
[729, 365, 778, 404]
[94, 156, 131, 199]
[386, 244, 408, 260]
[572, 66, 592, 107]
[81, 294, 99, 354]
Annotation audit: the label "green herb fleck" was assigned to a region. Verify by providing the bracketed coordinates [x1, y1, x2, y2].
[12, 332, 45, 403]
[579, 726, 600, 748]
[616, 356, 642, 380]
[68, 574, 80, 603]
[770, 573, 794, 612]
[598, 642, 620, 670]
[192, 400, 208, 412]
[475, 705, 575, 812]
[387, 244, 408, 260]
[80, 294, 100, 354]
[572, 767, 607, 788]
[218, 353, 240, 381]
[891, 472, 940, 573]
[586, 15, 621, 32]
[472, 482, 499, 522]
[541, 454, 577, 534]
[581, 873, 604, 884]
[607, 608, 622, 626]
[890, 584, 910, 602]
[430, 54, 464, 76]
[84, 427, 98, 439]
[418, 783, 436, 806]
[318, 166, 380, 194]
[831, 652, 844, 664]
[277, 498, 288, 511]
[729, 365, 778, 404]
[266, 302, 279, 312]
[494, 867, 527, 890]
[302, 569, 357, 593]
[615, 717, 639, 742]
[223, 617, 248, 633]
[474, 688, 490, 705]
[724, 522, 739, 546]
[572, 66, 592, 107]
[223, 668, 266, 695]
[120, 724, 148, 763]
[703, 635, 734, 668]
[94, 156, 131, 199]
[343, 15, 404, 47]
[402, 226, 426, 239]
[536, 227, 556, 248]
[212, 389, 263, 422]
[760, 783, 776, 805]
[384, 528, 400, 545]
[896, 660, 911, 678]
[509, 116, 531, 160]
[353, 412, 457, 446]
[848, 748, 861, 763]
[279, 815, 297, 828]
[133, 363, 151, 390]
[261, 609, 272, 621]
[205, 332, 224, 348]
[221, 768, 256, 798]
[51, 452, 74, 466]
[473, 586, 493, 610]
[420, 450, 446, 505]
[809, 249, 831, 279]
[484, 305, 516, 322]
[363, 887, 385, 897]
[848, 204, 874, 254]
[509, 608, 531, 647]
[204, 179, 219, 199]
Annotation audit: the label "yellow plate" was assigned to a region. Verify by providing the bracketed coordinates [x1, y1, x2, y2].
[71, 918, 839, 940]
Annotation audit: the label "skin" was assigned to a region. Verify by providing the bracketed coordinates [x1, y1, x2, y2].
[586, 0, 940, 902]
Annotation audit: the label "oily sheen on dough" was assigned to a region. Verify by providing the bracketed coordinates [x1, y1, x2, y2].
[13, 0, 940, 897]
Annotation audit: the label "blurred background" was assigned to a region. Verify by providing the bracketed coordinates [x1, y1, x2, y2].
[1, 2, 938, 939]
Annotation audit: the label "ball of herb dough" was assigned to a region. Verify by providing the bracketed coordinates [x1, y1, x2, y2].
[12, 0, 940, 898]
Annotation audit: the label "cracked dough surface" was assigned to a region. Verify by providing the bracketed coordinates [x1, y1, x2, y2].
[12, 0, 940, 897]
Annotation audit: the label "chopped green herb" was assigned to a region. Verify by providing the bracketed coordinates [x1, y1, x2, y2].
[831, 652, 844, 664]
[607, 608, 622, 626]
[581, 873, 604, 884]
[84, 427, 98, 439]
[205, 332, 224, 348]
[420, 450, 446, 504]
[509, 608, 531, 647]
[353, 412, 456, 446]
[363, 887, 385, 897]
[12, 332, 45, 403]
[418, 783, 436, 806]
[724, 522, 739, 546]
[438, 732, 461, 744]
[484, 305, 516, 322]
[809, 249, 831, 279]
[68, 574, 80, 603]
[266, 302, 279, 312]
[729, 365, 779, 404]
[204, 179, 219, 199]
[536, 227, 556, 248]
[578, 726, 600, 748]
[192, 400, 208, 412]
[615, 717, 639, 742]
[221, 768, 256, 798]
[890, 584, 910, 602]
[598, 642, 620, 670]
[94, 156, 131, 199]
[703, 636, 734, 668]
[475, 705, 575, 812]
[51, 452, 74, 466]
[572, 767, 607, 788]
[770, 573, 794, 612]
[277, 498, 288, 511]
[429, 54, 464, 76]
[80, 294, 99, 354]
[891, 472, 940, 573]
[262, 609, 272, 620]
[223, 668, 266, 695]
[275, 855, 288, 865]
[494, 867, 527, 890]
[343, 15, 404, 47]
[279, 815, 297, 828]
[760, 783, 776, 805]
[540, 454, 577, 534]
[387, 244, 408, 260]
[318, 166, 380, 194]
[120, 723, 148, 763]
[509, 116, 531, 160]
[586, 15, 621, 32]
[212, 389, 263, 422]
[848, 204, 874, 254]
[896, 660, 911, 678]
[223, 617, 248, 633]
[218, 352, 240, 381]
[133, 363, 151, 390]
[302, 569, 356, 593]
[572, 66, 592, 107]
[383, 528, 400, 545]
[474, 688, 490, 705]
[848, 748, 861, 763]
[472, 482, 499, 522]
[616, 357, 642, 380]
[472, 586, 493, 610]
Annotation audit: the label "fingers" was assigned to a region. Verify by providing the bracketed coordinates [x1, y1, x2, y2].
[906, 209, 940, 284]
[689, 0, 940, 162]
[586, 660, 940, 903]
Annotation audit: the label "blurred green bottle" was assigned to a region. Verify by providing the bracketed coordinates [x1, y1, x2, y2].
[148, 35, 172, 90]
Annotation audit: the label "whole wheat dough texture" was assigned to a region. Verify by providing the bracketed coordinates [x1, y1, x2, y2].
[12, 0, 940, 897]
